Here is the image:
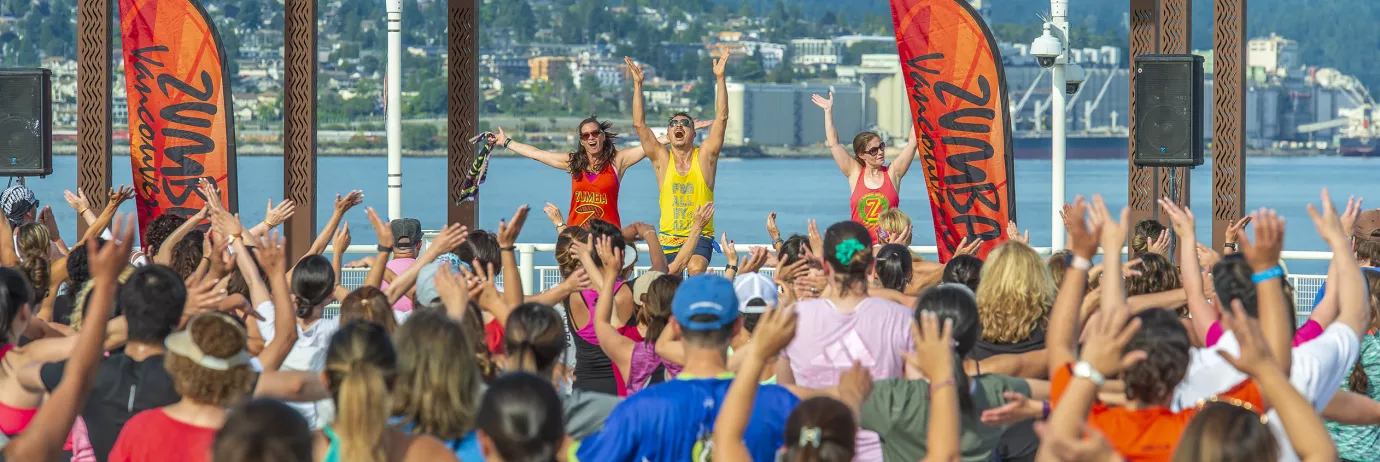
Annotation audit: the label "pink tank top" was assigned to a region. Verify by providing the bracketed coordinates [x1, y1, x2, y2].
[575, 280, 624, 344]
[0, 345, 37, 435]
[380, 258, 417, 312]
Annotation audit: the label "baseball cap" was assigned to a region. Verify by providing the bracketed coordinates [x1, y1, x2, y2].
[413, 254, 472, 306]
[391, 218, 423, 250]
[631, 270, 666, 306]
[1354, 210, 1380, 241]
[672, 274, 739, 332]
[1, 185, 36, 225]
[732, 273, 778, 314]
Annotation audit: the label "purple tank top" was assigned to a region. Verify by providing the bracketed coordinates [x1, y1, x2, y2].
[380, 258, 417, 312]
[574, 280, 623, 344]
[626, 342, 684, 395]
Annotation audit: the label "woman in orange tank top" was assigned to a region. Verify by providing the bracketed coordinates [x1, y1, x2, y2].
[812, 91, 919, 243]
[490, 116, 707, 229]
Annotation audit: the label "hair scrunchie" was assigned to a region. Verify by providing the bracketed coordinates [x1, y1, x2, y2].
[834, 238, 866, 264]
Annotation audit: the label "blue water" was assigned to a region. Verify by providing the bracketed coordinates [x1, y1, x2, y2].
[23, 155, 1376, 273]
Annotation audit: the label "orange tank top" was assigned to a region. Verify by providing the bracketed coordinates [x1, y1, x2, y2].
[568, 163, 621, 228]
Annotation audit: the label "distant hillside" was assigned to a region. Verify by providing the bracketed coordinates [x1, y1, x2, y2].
[781, 0, 1380, 91]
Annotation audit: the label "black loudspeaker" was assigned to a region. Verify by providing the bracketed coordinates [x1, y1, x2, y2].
[1133, 54, 1205, 168]
[0, 69, 53, 177]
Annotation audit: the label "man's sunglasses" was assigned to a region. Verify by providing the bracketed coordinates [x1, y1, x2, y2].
[580, 130, 602, 140]
[668, 119, 694, 128]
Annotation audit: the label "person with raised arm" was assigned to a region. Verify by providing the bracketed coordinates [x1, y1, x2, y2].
[811, 91, 918, 242]
[627, 48, 730, 275]
[492, 118, 707, 230]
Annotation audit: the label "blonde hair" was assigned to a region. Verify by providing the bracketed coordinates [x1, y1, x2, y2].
[339, 287, 397, 334]
[975, 241, 1055, 343]
[877, 209, 911, 237]
[325, 322, 396, 462]
[391, 310, 483, 441]
[16, 223, 49, 301]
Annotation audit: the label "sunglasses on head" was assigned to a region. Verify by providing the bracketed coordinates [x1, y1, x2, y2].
[668, 119, 694, 128]
[580, 130, 602, 140]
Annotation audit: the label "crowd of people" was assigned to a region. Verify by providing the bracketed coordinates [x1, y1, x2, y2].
[0, 51, 1374, 462]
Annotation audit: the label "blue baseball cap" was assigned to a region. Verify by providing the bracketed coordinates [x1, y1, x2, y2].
[672, 274, 740, 331]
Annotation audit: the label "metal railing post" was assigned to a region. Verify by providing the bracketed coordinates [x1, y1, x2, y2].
[520, 244, 536, 295]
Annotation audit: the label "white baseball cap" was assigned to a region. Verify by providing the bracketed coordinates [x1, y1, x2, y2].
[732, 273, 778, 314]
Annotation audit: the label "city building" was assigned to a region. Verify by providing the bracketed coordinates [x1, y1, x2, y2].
[1248, 33, 1299, 78]
[723, 82, 865, 147]
[790, 38, 843, 71]
[528, 56, 573, 81]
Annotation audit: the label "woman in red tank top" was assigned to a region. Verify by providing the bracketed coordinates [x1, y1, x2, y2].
[813, 92, 919, 242]
[490, 116, 707, 229]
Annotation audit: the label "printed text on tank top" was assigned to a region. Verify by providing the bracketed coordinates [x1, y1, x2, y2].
[658, 148, 715, 247]
[568, 162, 622, 228]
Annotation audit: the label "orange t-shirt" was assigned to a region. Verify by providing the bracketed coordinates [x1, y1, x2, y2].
[1050, 362, 1264, 462]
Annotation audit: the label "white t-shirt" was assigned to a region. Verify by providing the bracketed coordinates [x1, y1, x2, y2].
[1172, 323, 1360, 462]
[255, 301, 341, 429]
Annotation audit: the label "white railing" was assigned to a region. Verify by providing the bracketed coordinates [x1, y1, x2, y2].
[326, 241, 1335, 320]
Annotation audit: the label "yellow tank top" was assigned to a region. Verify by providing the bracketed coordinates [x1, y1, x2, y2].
[658, 148, 715, 249]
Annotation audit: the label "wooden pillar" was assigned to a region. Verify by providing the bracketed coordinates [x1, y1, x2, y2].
[282, 0, 317, 260]
[75, 0, 112, 237]
[1127, 0, 1159, 230]
[447, 0, 479, 228]
[1212, 0, 1248, 250]
[1157, 0, 1192, 219]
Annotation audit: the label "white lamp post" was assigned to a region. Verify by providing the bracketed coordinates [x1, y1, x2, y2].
[1030, 0, 1070, 250]
[385, 0, 403, 220]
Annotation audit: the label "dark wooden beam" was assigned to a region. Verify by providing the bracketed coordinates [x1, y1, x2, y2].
[1212, 0, 1247, 251]
[282, 0, 317, 261]
[448, 0, 479, 228]
[1157, 0, 1192, 228]
[1127, 0, 1160, 236]
[75, 0, 112, 238]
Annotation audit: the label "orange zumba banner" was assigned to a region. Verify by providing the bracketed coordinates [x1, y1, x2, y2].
[118, 0, 237, 237]
[889, 0, 1016, 262]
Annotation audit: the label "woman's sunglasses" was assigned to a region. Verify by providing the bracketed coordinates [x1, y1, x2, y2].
[580, 130, 602, 140]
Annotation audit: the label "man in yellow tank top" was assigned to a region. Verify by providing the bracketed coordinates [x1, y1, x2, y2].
[626, 48, 730, 275]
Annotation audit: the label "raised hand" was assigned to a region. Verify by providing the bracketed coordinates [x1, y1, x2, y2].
[766, 212, 780, 242]
[836, 361, 874, 409]
[906, 310, 956, 381]
[254, 231, 287, 276]
[980, 392, 1036, 426]
[807, 219, 823, 257]
[1077, 304, 1145, 378]
[811, 91, 834, 111]
[886, 225, 913, 246]
[89, 213, 136, 281]
[427, 224, 469, 258]
[624, 56, 644, 84]
[490, 127, 510, 147]
[64, 189, 91, 213]
[38, 206, 59, 240]
[1225, 215, 1252, 248]
[955, 235, 983, 257]
[182, 270, 230, 317]
[1196, 243, 1222, 270]
[1005, 221, 1029, 244]
[109, 185, 136, 207]
[1065, 197, 1102, 260]
[264, 199, 296, 228]
[334, 190, 364, 214]
[1147, 229, 1172, 257]
[594, 236, 624, 279]
[1240, 208, 1285, 272]
[1158, 198, 1196, 237]
[694, 119, 713, 131]
[559, 267, 592, 292]
[1091, 195, 1129, 253]
[433, 265, 470, 315]
[721, 232, 738, 266]
[772, 257, 809, 287]
[1033, 422, 1123, 462]
[1339, 195, 1364, 238]
[332, 221, 352, 252]
[496, 205, 530, 248]
[750, 306, 798, 361]
[543, 202, 565, 228]
[739, 246, 770, 274]
[366, 207, 393, 246]
[693, 202, 715, 230]
[1306, 189, 1346, 246]
[209, 207, 245, 237]
[712, 46, 730, 78]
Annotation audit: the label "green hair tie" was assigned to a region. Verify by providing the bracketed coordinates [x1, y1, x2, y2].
[834, 238, 867, 263]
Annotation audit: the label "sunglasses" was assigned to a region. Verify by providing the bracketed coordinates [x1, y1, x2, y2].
[864, 144, 886, 156]
[580, 130, 602, 140]
[668, 119, 694, 128]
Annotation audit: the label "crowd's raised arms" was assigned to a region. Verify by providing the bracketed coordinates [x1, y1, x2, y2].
[0, 53, 1376, 462]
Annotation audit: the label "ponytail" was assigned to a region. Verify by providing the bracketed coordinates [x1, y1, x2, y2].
[16, 223, 50, 301]
[324, 322, 396, 462]
[334, 361, 389, 462]
[1349, 359, 1370, 394]
[290, 255, 335, 319]
[502, 303, 567, 378]
[952, 352, 974, 411]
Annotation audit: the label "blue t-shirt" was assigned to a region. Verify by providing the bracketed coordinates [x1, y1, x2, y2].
[392, 418, 485, 461]
[572, 374, 800, 461]
[1310, 267, 1380, 309]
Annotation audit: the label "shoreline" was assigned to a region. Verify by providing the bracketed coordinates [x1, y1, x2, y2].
[52, 144, 1336, 159]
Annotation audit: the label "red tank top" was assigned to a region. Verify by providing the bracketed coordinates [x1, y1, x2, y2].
[569, 163, 621, 228]
[849, 166, 900, 242]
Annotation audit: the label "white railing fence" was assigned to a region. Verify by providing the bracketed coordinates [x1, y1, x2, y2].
[327, 241, 1334, 322]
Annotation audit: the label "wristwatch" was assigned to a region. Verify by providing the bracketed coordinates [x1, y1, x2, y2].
[1072, 361, 1105, 387]
[1224, 242, 1238, 251]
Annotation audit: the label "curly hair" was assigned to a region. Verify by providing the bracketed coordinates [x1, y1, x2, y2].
[340, 287, 397, 334]
[170, 230, 205, 280]
[164, 313, 255, 407]
[568, 117, 619, 180]
[1124, 253, 1184, 313]
[16, 223, 50, 301]
[392, 309, 483, 441]
[144, 212, 187, 256]
[1122, 308, 1191, 405]
[975, 241, 1055, 343]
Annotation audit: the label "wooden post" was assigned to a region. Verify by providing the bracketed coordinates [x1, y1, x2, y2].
[1157, 0, 1192, 224]
[282, 0, 317, 260]
[75, 0, 112, 238]
[1127, 0, 1160, 233]
[1212, 0, 1248, 250]
[447, 0, 479, 228]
